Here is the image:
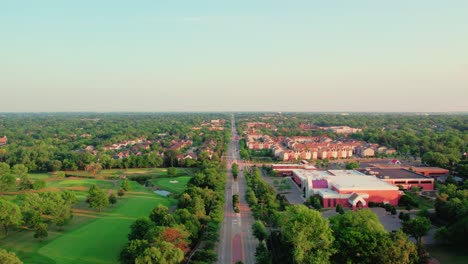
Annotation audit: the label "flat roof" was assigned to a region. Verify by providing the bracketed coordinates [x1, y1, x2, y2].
[331, 175, 398, 191]
[412, 167, 449, 172]
[369, 168, 432, 180]
[293, 169, 398, 191]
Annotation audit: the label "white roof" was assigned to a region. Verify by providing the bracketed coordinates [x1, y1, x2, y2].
[293, 169, 398, 191]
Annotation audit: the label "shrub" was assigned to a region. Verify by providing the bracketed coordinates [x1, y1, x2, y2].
[399, 194, 418, 208]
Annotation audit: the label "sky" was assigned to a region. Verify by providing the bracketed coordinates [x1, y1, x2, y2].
[1, 1, 467, 112]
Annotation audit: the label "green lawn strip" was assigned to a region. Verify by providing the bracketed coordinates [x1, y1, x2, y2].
[38, 190, 176, 264]
[426, 245, 468, 264]
[28, 173, 52, 180]
[150, 176, 192, 195]
[46, 179, 116, 190]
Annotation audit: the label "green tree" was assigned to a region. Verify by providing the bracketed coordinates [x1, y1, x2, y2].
[149, 205, 175, 226]
[128, 218, 156, 241]
[0, 199, 22, 235]
[252, 220, 267, 242]
[232, 163, 239, 180]
[33, 179, 46, 190]
[109, 193, 117, 206]
[345, 161, 359, 170]
[34, 222, 49, 242]
[330, 209, 391, 264]
[402, 216, 431, 247]
[118, 188, 125, 198]
[281, 205, 334, 264]
[167, 167, 177, 177]
[135, 242, 184, 264]
[0, 248, 22, 264]
[51, 202, 72, 230]
[121, 179, 131, 191]
[0, 162, 15, 194]
[336, 204, 345, 214]
[86, 184, 109, 212]
[120, 239, 150, 264]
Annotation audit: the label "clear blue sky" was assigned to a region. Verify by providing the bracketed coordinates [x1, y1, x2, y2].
[1, 1, 467, 112]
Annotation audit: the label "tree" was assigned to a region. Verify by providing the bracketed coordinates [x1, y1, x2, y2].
[34, 223, 49, 242]
[0, 199, 22, 235]
[128, 218, 155, 240]
[51, 202, 72, 230]
[379, 230, 419, 264]
[255, 243, 272, 264]
[167, 167, 177, 177]
[281, 205, 335, 264]
[232, 163, 239, 180]
[0, 162, 15, 194]
[330, 209, 388, 264]
[150, 205, 175, 226]
[0, 248, 22, 264]
[336, 204, 345, 214]
[86, 184, 109, 212]
[402, 216, 431, 247]
[120, 239, 150, 264]
[109, 193, 117, 206]
[345, 161, 359, 170]
[121, 179, 131, 191]
[118, 188, 125, 198]
[161, 226, 191, 254]
[33, 179, 46, 190]
[135, 242, 184, 264]
[252, 220, 267, 242]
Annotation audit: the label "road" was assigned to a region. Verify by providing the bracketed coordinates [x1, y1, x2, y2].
[217, 115, 257, 264]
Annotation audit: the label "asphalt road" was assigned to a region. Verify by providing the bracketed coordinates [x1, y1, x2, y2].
[217, 115, 257, 264]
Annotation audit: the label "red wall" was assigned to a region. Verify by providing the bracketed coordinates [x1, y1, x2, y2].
[321, 190, 400, 208]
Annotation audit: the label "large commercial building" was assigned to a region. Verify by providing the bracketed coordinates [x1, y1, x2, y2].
[360, 167, 435, 191]
[291, 169, 400, 209]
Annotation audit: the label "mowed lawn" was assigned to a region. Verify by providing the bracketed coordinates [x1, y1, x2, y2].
[46, 179, 116, 190]
[38, 191, 175, 264]
[150, 176, 192, 194]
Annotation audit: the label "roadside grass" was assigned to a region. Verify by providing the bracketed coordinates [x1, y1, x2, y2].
[150, 176, 192, 195]
[426, 245, 468, 264]
[0, 172, 177, 264]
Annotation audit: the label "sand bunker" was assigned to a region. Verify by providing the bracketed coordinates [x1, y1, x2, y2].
[169, 180, 179, 184]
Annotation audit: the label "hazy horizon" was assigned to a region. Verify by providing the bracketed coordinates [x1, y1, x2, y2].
[2, 1, 467, 112]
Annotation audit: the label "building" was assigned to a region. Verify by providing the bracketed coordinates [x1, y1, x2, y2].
[361, 168, 434, 191]
[291, 169, 400, 209]
[271, 164, 316, 176]
[0, 135, 7, 146]
[411, 167, 449, 177]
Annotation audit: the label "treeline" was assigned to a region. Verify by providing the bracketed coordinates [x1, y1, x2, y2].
[0, 191, 76, 243]
[434, 181, 468, 246]
[245, 167, 421, 264]
[119, 139, 228, 263]
[0, 113, 230, 172]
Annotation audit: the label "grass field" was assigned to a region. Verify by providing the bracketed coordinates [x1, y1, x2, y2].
[0, 169, 186, 264]
[64, 167, 192, 179]
[150, 176, 192, 195]
[46, 179, 116, 190]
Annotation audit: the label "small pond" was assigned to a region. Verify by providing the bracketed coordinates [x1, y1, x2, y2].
[154, 190, 171, 197]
